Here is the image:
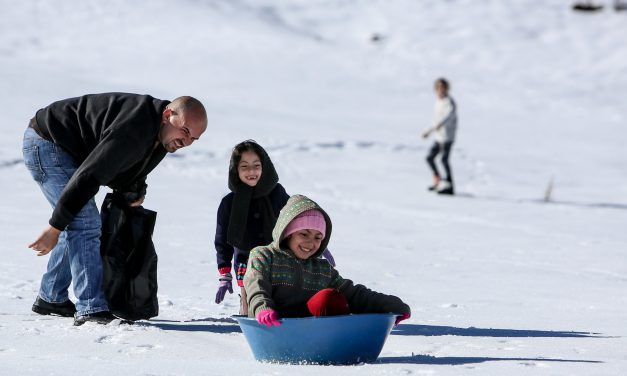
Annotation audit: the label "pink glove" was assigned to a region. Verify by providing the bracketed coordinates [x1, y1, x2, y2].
[395, 312, 410, 326]
[256, 309, 281, 327]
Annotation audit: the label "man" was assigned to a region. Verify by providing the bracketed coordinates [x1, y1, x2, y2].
[422, 78, 457, 195]
[23, 93, 208, 325]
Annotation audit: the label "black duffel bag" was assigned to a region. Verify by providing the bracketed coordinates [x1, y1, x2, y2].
[100, 192, 159, 321]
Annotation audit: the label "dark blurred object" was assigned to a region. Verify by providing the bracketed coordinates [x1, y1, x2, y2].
[572, 1, 604, 11]
[100, 192, 159, 321]
[370, 33, 385, 43]
[615, 0, 627, 11]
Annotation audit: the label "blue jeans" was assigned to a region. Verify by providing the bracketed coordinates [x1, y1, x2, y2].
[22, 127, 108, 316]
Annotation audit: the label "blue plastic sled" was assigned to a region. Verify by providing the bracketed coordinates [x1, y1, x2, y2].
[236, 313, 396, 365]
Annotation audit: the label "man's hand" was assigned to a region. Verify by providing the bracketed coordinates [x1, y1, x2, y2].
[28, 225, 62, 256]
[422, 129, 431, 139]
[129, 196, 145, 207]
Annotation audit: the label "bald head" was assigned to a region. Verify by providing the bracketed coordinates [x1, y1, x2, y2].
[159, 96, 208, 153]
[168, 96, 208, 130]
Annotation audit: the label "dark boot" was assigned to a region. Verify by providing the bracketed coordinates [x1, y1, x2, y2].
[437, 180, 455, 195]
[32, 297, 76, 317]
[73, 311, 116, 326]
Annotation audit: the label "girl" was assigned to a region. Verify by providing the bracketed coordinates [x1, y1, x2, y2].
[214, 141, 334, 314]
[422, 77, 457, 195]
[244, 194, 410, 327]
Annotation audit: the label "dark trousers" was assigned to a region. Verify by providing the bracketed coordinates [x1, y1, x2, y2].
[426, 141, 454, 183]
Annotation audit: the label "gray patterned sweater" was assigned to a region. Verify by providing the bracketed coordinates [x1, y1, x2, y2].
[244, 194, 410, 318]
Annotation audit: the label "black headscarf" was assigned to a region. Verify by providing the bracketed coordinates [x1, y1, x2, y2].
[226, 141, 279, 250]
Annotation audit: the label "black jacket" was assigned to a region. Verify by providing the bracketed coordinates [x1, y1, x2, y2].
[31, 93, 169, 230]
[215, 183, 289, 270]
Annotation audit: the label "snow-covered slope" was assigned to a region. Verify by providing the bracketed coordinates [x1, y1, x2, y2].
[1, 1, 626, 375]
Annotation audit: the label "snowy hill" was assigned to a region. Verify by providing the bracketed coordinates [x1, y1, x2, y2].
[1, 1, 626, 375]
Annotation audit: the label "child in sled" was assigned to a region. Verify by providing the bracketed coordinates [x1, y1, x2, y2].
[214, 141, 334, 314]
[244, 194, 411, 327]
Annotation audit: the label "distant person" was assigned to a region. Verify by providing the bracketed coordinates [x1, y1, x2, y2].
[244, 194, 410, 327]
[422, 78, 457, 195]
[23, 93, 208, 326]
[214, 141, 334, 315]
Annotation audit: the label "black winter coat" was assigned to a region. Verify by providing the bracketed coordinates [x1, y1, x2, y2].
[215, 183, 289, 271]
[30, 93, 169, 230]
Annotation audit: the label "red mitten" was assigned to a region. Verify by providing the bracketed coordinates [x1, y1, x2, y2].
[256, 309, 281, 327]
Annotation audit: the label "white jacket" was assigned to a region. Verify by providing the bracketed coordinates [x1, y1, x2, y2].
[431, 96, 457, 143]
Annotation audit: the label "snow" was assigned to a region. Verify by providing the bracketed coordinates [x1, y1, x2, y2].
[1, 0, 626, 374]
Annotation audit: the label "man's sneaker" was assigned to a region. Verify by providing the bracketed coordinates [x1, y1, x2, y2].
[436, 181, 455, 195]
[32, 297, 76, 317]
[73, 311, 116, 326]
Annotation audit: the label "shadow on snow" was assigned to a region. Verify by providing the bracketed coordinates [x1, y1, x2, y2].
[138, 320, 607, 365]
[377, 354, 602, 365]
[392, 324, 606, 338]
[388, 321, 607, 366]
[141, 320, 607, 338]
[139, 317, 241, 333]
[457, 192, 627, 211]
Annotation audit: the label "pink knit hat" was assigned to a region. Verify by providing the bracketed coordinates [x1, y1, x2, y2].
[283, 209, 326, 239]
